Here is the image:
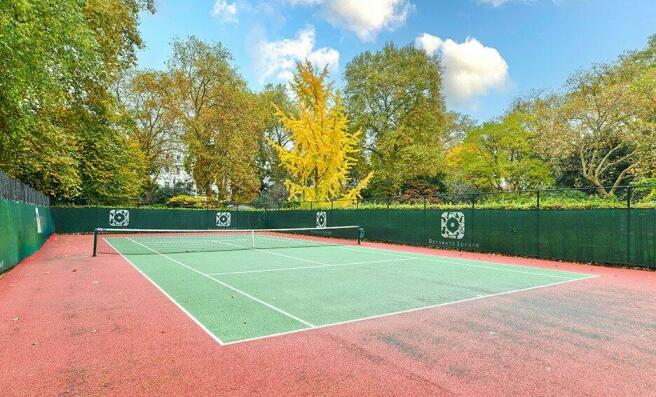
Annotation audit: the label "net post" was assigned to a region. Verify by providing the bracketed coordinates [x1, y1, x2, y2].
[251, 229, 256, 249]
[92, 228, 98, 257]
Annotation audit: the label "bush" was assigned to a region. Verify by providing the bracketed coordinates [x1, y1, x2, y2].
[166, 195, 224, 208]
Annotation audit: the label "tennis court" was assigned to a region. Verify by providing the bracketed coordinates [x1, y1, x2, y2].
[96, 226, 596, 344]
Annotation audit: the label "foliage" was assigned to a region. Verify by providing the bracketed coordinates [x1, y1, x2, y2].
[279, 191, 648, 210]
[447, 111, 553, 192]
[165, 37, 261, 202]
[256, 84, 296, 194]
[2, 5, 655, 211]
[344, 43, 447, 196]
[530, 36, 656, 196]
[166, 194, 223, 208]
[252, 183, 289, 209]
[151, 181, 194, 204]
[0, 0, 153, 203]
[115, 70, 176, 203]
[271, 61, 373, 203]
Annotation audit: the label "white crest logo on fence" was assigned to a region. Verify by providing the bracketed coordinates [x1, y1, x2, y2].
[441, 212, 465, 239]
[316, 211, 327, 228]
[216, 212, 231, 227]
[109, 209, 130, 227]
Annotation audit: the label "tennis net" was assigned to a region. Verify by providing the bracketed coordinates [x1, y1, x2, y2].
[93, 226, 364, 256]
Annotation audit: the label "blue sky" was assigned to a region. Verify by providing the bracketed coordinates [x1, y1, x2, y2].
[137, 0, 655, 121]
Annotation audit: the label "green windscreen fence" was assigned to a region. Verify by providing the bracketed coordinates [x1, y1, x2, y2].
[51, 206, 656, 268]
[0, 171, 53, 273]
[52, 207, 267, 233]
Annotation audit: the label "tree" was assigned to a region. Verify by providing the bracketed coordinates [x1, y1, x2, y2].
[553, 68, 654, 196]
[270, 61, 373, 203]
[256, 84, 296, 198]
[625, 35, 656, 178]
[344, 43, 447, 196]
[166, 37, 261, 202]
[447, 111, 553, 192]
[524, 35, 656, 196]
[116, 70, 176, 203]
[0, 0, 154, 202]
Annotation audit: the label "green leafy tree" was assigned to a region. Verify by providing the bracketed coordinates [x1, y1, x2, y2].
[0, 0, 154, 202]
[344, 43, 447, 196]
[256, 84, 296, 199]
[528, 35, 656, 195]
[166, 37, 261, 202]
[447, 111, 553, 192]
[116, 70, 176, 203]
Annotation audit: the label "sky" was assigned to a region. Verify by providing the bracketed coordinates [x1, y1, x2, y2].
[137, 0, 656, 122]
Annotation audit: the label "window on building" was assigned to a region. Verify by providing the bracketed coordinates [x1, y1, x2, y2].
[164, 181, 170, 188]
[164, 166, 169, 173]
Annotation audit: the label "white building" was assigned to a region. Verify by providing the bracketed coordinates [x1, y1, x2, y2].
[155, 153, 196, 193]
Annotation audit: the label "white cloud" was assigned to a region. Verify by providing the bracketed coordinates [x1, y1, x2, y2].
[256, 27, 340, 83]
[415, 33, 510, 106]
[287, 0, 413, 41]
[415, 33, 442, 56]
[478, 0, 510, 6]
[479, 0, 557, 7]
[212, 0, 238, 22]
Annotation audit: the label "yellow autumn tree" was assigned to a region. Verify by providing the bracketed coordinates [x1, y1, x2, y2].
[270, 61, 373, 204]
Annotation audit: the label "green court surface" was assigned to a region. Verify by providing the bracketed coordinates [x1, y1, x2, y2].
[106, 235, 596, 345]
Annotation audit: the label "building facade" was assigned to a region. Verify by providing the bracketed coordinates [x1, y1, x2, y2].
[154, 153, 196, 193]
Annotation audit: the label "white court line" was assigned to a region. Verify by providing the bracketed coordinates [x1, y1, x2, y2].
[104, 239, 226, 346]
[207, 257, 417, 276]
[249, 233, 590, 280]
[221, 273, 598, 346]
[335, 244, 589, 280]
[108, 235, 599, 346]
[125, 238, 316, 328]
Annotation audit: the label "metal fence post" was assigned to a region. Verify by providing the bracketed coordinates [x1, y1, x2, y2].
[627, 186, 632, 264]
[536, 190, 540, 258]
